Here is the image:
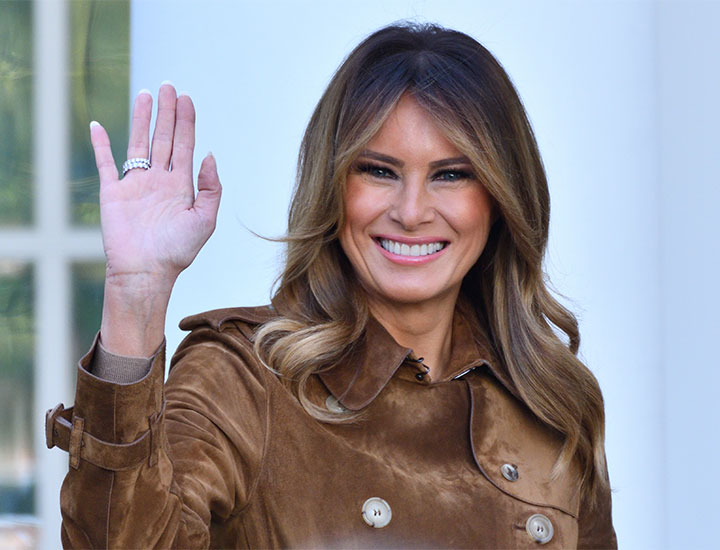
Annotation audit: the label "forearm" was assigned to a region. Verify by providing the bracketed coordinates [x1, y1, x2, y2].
[57, 341, 211, 549]
[58, 345, 188, 548]
[50, 322, 266, 549]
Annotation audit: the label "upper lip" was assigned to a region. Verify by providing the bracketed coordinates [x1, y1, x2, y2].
[373, 234, 449, 245]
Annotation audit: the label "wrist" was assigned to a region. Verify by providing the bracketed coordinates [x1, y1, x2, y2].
[100, 273, 175, 356]
[104, 269, 178, 296]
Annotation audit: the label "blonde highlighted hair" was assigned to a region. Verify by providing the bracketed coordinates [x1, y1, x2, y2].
[254, 22, 608, 507]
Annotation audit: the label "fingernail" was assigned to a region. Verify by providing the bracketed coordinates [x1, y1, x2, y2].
[178, 91, 191, 98]
[89, 121, 101, 129]
[160, 79, 174, 87]
[137, 88, 151, 97]
[207, 151, 214, 158]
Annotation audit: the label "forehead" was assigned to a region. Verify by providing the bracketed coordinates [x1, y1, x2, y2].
[363, 94, 463, 163]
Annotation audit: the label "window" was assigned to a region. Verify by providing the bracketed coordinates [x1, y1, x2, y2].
[0, 2, 129, 548]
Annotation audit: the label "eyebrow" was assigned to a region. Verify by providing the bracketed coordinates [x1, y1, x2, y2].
[429, 156, 473, 169]
[357, 150, 404, 167]
[357, 150, 472, 169]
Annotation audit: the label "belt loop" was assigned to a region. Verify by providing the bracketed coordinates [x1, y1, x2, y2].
[69, 416, 85, 469]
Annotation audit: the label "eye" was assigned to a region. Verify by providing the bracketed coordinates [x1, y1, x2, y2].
[355, 162, 398, 180]
[434, 169, 475, 183]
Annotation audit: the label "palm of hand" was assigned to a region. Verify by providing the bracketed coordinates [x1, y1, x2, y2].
[91, 84, 221, 285]
[101, 170, 208, 278]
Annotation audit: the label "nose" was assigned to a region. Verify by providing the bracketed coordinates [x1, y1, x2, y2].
[388, 176, 434, 230]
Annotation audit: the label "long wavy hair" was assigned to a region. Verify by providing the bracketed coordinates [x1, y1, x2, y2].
[254, 22, 608, 507]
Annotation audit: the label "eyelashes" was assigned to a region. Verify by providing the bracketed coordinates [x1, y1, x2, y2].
[353, 162, 476, 183]
[434, 169, 475, 183]
[355, 162, 399, 180]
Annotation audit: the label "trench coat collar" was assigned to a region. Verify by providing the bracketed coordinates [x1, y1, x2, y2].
[319, 297, 518, 411]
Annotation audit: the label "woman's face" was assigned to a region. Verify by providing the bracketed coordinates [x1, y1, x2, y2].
[339, 94, 495, 310]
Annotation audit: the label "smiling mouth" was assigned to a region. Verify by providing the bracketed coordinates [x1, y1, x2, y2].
[376, 238, 448, 257]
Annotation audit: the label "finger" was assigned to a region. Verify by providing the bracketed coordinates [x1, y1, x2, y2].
[194, 153, 222, 228]
[170, 93, 196, 177]
[150, 81, 177, 170]
[127, 89, 153, 160]
[89, 121, 119, 183]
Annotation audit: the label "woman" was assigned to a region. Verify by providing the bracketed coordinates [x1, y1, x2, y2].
[46, 23, 616, 548]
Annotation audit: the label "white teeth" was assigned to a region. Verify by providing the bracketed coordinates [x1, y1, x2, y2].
[379, 239, 446, 257]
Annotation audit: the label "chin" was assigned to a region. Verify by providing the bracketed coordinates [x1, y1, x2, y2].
[370, 283, 456, 308]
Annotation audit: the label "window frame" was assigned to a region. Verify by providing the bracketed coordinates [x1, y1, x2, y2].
[0, 2, 105, 548]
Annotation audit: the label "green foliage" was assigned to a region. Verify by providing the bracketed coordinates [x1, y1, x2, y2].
[0, 0, 129, 515]
[0, 263, 34, 514]
[0, 263, 33, 384]
[72, 262, 105, 364]
[0, 0, 130, 227]
[0, 0, 33, 226]
[70, 0, 130, 225]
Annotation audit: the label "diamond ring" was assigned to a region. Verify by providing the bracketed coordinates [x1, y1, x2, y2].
[122, 157, 151, 176]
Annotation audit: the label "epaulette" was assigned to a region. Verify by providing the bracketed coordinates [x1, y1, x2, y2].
[178, 304, 278, 332]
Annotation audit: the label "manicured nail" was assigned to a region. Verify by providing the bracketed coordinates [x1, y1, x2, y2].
[160, 80, 174, 87]
[137, 88, 151, 97]
[89, 121, 101, 129]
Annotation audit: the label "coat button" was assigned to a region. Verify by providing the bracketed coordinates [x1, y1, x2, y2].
[501, 463, 519, 481]
[525, 513, 553, 544]
[362, 497, 392, 528]
[325, 395, 347, 413]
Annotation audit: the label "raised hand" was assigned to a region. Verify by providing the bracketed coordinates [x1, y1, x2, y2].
[90, 83, 221, 356]
[91, 83, 221, 285]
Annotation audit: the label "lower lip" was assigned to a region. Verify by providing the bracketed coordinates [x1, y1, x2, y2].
[374, 240, 449, 265]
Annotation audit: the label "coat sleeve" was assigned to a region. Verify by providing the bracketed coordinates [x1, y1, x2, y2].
[47, 322, 268, 549]
[576, 465, 618, 549]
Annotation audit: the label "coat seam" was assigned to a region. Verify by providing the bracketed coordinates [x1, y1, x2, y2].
[105, 386, 117, 548]
[227, 324, 271, 519]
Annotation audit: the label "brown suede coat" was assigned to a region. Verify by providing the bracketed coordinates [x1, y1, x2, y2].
[47, 303, 616, 549]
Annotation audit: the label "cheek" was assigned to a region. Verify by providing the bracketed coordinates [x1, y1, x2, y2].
[445, 188, 495, 241]
[342, 177, 387, 236]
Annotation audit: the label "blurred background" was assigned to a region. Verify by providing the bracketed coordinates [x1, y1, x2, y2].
[0, 0, 718, 548]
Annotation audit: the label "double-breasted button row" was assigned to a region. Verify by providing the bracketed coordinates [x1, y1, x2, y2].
[358, 495, 552, 544]
[498, 463, 553, 543]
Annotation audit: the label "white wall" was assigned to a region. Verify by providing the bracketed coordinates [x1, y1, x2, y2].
[129, 1, 720, 548]
[657, 2, 720, 548]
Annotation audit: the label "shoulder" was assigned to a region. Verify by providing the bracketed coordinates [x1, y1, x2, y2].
[177, 304, 280, 344]
[179, 304, 279, 333]
[169, 305, 279, 378]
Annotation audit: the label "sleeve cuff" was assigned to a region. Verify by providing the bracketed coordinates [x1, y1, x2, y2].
[72, 333, 166, 443]
[89, 335, 159, 384]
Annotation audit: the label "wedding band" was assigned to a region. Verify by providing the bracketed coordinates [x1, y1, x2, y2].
[122, 157, 151, 176]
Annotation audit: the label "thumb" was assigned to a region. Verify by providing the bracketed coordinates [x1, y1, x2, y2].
[194, 152, 222, 224]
